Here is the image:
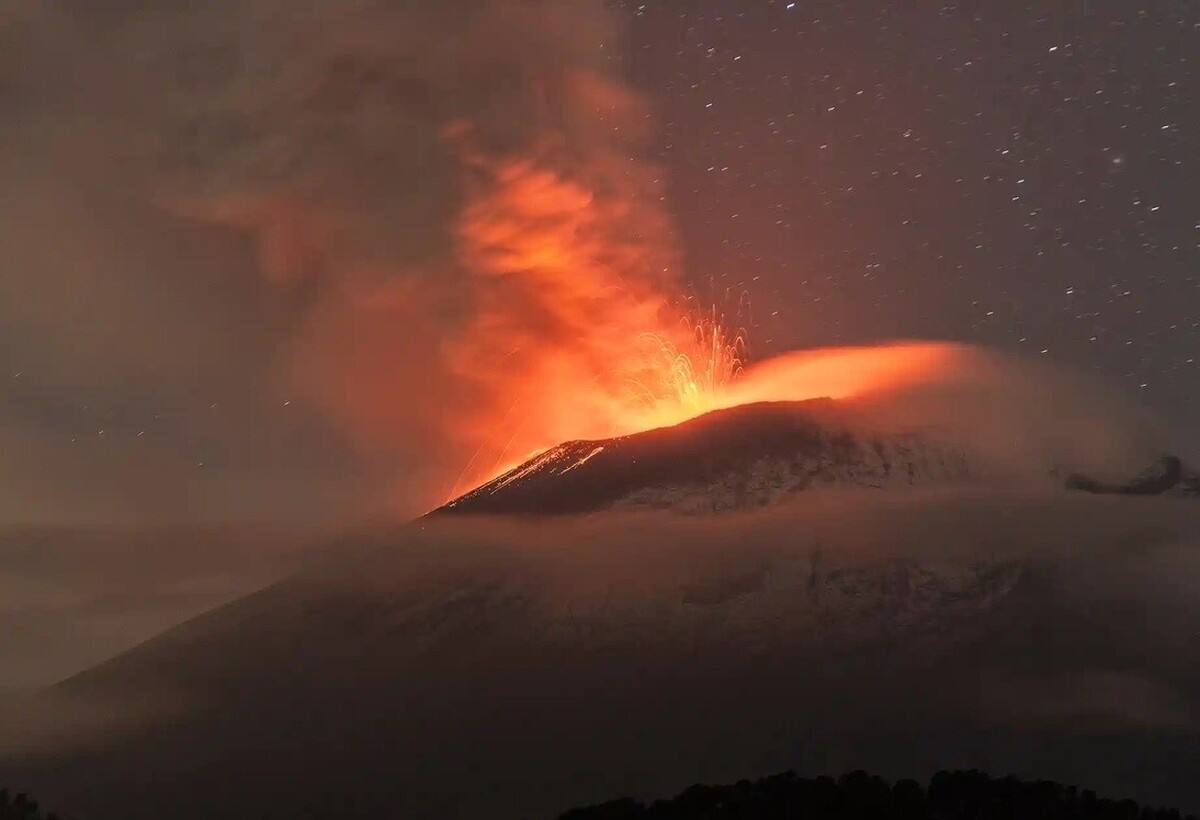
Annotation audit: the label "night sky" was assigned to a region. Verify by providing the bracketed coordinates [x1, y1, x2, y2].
[1, 1, 1197, 523]
[617, 1, 1198, 425]
[5, 6, 1200, 815]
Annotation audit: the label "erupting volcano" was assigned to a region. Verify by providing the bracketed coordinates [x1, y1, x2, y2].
[438, 338, 1199, 514]
[435, 128, 998, 505]
[7, 2, 1200, 820]
[446, 335, 995, 501]
[439, 131, 757, 499]
[429, 104, 985, 505]
[445, 300, 750, 500]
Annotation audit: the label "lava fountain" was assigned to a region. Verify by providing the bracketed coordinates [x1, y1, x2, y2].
[438, 124, 960, 501]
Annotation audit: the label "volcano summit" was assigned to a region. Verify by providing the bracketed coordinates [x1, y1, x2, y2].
[4, 391, 1200, 820]
[437, 400, 975, 516]
[437, 399, 1196, 516]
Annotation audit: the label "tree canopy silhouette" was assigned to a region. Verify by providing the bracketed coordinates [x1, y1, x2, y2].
[560, 769, 1195, 819]
[0, 788, 64, 820]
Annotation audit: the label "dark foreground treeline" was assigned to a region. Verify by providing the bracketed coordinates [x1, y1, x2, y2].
[0, 789, 63, 820]
[560, 770, 1197, 819]
[5, 769, 1195, 819]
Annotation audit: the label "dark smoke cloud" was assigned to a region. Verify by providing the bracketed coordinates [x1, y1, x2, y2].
[1, 2, 1188, 526]
[0, 0, 671, 522]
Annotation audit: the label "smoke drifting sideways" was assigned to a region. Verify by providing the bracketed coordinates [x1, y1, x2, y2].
[0, 1, 1185, 525]
[739, 342, 1183, 485]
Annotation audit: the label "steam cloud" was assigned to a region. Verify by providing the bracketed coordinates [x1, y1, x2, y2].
[0, 0, 710, 520]
[0, 2, 1186, 523]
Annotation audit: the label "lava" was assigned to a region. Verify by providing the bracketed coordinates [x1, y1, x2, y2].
[440, 131, 750, 499]
[445, 303, 748, 500]
[438, 123, 963, 503]
[447, 333, 966, 499]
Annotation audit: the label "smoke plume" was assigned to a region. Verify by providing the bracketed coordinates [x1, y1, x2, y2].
[0, 1, 1184, 522]
[1, 0, 710, 518]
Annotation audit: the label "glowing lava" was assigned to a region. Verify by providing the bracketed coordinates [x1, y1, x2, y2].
[611, 338, 966, 438]
[445, 306, 747, 499]
[448, 334, 964, 500]
[440, 136, 961, 501]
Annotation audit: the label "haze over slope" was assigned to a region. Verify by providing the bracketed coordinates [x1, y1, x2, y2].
[2, 335, 1196, 818]
[5, 489, 1200, 819]
[437, 399, 978, 515]
[0, 526, 321, 693]
[437, 340, 1198, 514]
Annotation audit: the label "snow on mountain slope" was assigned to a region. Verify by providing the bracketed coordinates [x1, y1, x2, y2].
[535, 555, 1028, 654]
[436, 400, 977, 516]
[335, 552, 1026, 655]
[4, 400, 1198, 819]
[436, 399, 1198, 516]
[13, 489, 1200, 820]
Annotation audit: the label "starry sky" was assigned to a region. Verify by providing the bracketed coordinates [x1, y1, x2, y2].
[0, 0, 1196, 524]
[616, 0, 1199, 427]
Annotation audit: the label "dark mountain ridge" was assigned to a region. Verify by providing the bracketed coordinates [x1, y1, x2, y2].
[4, 401, 1200, 819]
[435, 400, 975, 516]
[435, 399, 1198, 516]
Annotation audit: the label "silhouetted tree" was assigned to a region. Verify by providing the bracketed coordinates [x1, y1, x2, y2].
[560, 769, 1198, 819]
[0, 787, 65, 820]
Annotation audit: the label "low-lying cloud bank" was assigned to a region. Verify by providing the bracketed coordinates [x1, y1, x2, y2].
[0, 525, 323, 693]
[3, 488, 1200, 818]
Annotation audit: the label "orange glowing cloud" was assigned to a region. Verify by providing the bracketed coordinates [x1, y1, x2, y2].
[716, 342, 969, 411]
[437, 125, 985, 498]
[440, 128, 729, 496]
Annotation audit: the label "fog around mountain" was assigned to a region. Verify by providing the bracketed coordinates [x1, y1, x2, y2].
[0, 526, 324, 694]
[4, 488, 1200, 818]
[1, 344, 1196, 818]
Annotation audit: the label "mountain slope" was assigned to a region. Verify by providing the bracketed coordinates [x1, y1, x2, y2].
[4, 402, 1200, 819]
[9, 489, 1200, 819]
[436, 400, 975, 516]
[437, 400, 1198, 516]
[0, 530, 1035, 820]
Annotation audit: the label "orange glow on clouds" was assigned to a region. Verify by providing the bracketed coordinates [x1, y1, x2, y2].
[436, 132, 973, 500]
[718, 342, 965, 411]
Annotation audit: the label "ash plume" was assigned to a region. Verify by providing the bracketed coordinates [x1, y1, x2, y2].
[0, 1, 1184, 522]
[0, 0, 691, 519]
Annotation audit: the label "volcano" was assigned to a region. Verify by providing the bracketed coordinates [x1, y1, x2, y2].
[436, 399, 976, 516]
[437, 399, 1197, 516]
[4, 400, 1200, 820]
